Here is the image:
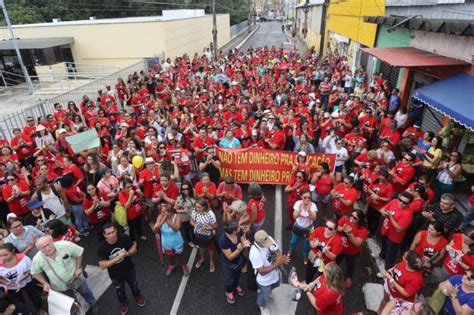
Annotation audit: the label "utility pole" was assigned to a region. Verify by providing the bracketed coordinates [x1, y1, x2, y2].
[0, 0, 33, 94]
[248, 0, 251, 33]
[303, 0, 309, 39]
[211, 0, 217, 59]
[319, 0, 329, 57]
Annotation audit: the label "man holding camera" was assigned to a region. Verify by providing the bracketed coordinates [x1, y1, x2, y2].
[249, 230, 290, 315]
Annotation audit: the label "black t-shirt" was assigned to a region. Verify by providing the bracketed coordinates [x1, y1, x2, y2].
[23, 208, 55, 229]
[97, 234, 134, 279]
[218, 231, 244, 266]
[199, 156, 221, 186]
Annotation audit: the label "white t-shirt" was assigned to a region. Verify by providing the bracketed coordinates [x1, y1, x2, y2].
[293, 200, 318, 229]
[249, 240, 279, 286]
[328, 146, 348, 167]
[0, 255, 33, 291]
[376, 148, 395, 163]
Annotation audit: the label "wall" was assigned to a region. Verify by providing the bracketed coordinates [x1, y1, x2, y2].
[230, 20, 250, 39]
[0, 15, 230, 68]
[326, 0, 385, 49]
[374, 25, 412, 87]
[411, 31, 474, 63]
[295, 5, 323, 52]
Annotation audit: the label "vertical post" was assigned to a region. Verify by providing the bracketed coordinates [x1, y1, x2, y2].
[248, 0, 251, 33]
[0, 0, 33, 95]
[212, 0, 218, 59]
[0, 72, 6, 87]
[319, 0, 329, 57]
[303, 0, 309, 39]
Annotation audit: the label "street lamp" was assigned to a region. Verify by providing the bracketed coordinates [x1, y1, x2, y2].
[0, 0, 33, 94]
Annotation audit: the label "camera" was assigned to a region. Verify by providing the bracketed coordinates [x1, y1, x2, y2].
[151, 177, 158, 183]
[316, 244, 324, 251]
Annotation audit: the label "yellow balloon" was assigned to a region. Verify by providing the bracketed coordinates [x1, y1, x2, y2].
[132, 155, 143, 169]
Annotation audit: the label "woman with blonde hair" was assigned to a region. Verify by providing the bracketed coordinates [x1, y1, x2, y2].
[300, 262, 344, 315]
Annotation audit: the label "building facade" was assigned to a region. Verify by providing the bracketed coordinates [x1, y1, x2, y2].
[0, 10, 230, 76]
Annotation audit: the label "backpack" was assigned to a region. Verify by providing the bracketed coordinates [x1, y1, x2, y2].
[36, 184, 63, 204]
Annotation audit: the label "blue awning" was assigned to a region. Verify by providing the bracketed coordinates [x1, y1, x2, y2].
[412, 73, 474, 131]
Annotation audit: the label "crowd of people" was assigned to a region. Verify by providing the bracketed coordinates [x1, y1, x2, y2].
[0, 43, 472, 315]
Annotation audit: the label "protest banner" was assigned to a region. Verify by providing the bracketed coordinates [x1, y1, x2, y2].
[217, 148, 336, 185]
[65, 129, 100, 153]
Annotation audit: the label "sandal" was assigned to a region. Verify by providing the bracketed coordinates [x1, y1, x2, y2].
[209, 263, 216, 273]
[195, 259, 205, 269]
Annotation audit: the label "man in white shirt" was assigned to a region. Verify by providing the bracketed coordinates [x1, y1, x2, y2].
[249, 230, 290, 315]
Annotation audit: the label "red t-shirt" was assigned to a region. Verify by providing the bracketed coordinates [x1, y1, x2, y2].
[63, 164, 84, 184]
[82, 192, 111, 224]
[312, 273, 344, 315]
[194, 181, 217, 198]
[153, 182, 179, 204]
[368, 182, 393, 210]
[247, 198, 265, 225]
[391, 162, 415, 193]
[216, 182, 243, 205]
[309, 227, 343, 265]
[139, 168, 160, 199]
[331, 183, 358, 215]
[415, 230, 448, 263]
[381, 199, 413, 243]
[2, 182, 30, 216]
[409, 198, 426, 214]
[443, 233, 474, 275]
[315, 174, 332, 196]
[338, 216, 368, 255]
[193, 136, 215, 161]
[387, 261, 424, 302]
[118, 189, 143, 220]
[269, 130, 285, 150]
[10, 135, 35, 160]
[63, 185, 85, 205]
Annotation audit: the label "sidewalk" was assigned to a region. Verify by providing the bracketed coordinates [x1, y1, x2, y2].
[282, 31, 309, 55]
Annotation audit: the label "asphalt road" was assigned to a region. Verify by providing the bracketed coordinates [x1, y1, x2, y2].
[78, 22, 377, 315]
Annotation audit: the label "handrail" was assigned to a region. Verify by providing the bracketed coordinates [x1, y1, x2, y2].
[0, 70, 26, 79]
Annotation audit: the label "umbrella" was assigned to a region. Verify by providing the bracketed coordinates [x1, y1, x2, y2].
[212, 74, 230, 84]
[155, 231, 164, 266]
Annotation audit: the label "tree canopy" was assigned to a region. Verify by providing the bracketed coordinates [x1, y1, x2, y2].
[1, 0, 249, 26]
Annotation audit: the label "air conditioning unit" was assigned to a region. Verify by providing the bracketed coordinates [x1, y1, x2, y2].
[52, 18, 62, 23]
[89, 17, 96, 20]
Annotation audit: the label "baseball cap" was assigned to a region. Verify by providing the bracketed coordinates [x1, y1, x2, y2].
[254, 230, 273, 248]
[27, 199, 44, 210]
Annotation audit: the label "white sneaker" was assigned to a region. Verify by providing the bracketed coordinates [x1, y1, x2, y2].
[259, 306, 271, 315]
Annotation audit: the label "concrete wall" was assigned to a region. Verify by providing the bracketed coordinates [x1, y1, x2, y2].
[297, 5, 323, 52]
[0, 15, 230, 68]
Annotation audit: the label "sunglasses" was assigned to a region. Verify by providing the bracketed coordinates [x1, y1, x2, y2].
[182, 187, 190, 191]
[159, 146, 165, 149]
[403, 157, 412, 162]
[325, 225, 335, 231]
[398, 198, 409, 204]
[350, 215, 358, 221]
[7, 178, 15, 182]
[302, 196, 311, 200]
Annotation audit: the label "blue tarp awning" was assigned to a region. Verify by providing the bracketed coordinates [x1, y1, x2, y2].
[412, 73, 474, 131]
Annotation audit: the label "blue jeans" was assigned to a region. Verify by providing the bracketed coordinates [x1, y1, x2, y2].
[461, 206, 474, 230]
[289, 228, 310, 258]
[257, 280, 280, 307]
[70, 204, 89, 234]
[111, 268, 141, 304]
[380, 236, 400, 270]
[220, 255, 243, 293]
[64, 280, 96, 306]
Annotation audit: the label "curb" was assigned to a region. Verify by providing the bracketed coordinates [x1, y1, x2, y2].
[235, 24, 260, 50]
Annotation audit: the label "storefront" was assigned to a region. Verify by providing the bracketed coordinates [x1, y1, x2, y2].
[412, 73, 474, 175]
[361, 47, 473, 175]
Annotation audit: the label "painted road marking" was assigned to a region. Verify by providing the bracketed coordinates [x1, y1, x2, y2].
[170, 248, 197, 315]
[275, 185, 283, 249]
